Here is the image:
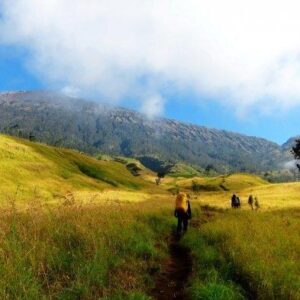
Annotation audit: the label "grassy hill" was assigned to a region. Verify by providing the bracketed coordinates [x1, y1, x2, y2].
[172, 173, 267, 192]
[164, 173, 300, 209]
[0, 134, 157, 204]
[0, 133, 300, 299]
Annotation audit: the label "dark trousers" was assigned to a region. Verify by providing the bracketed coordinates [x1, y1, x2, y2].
[177, 218, 188, 233]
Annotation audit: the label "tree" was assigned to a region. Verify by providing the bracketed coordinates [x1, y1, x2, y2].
[192, 180, 202, 193]
[291, 139, 300, 171]
[155, 172, 165, 185]
[29, 132, 36, 141]
[205, 164, 214, 175]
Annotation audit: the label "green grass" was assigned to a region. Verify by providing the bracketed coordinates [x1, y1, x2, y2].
[0, 200, 174, 299]
[76, 163, 119, 187]
[166, 163, 202, 178]
[0, 134, 155, 203]
[174, 173, 267, 192]
[181, 208, 245, 300]
[1, 133, 300, 299]
[183, 208, 300, 299]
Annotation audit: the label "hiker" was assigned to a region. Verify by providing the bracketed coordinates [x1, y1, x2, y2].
[231, 194, 239, 208]
[237, 196, 241, 208]
[254, 197, 260, 210]
[248, 195, 254, 210]
[174, 192, 192, 234]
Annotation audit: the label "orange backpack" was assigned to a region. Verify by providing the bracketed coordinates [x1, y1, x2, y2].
[175, 192, 188, 212]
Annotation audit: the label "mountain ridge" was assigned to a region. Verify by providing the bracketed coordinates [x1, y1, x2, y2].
[0, 90, 294, 172]
[0, 90, 291, 145]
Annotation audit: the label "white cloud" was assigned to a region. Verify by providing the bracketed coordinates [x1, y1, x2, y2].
[283, 160, 299, 170]
[140, 95, 165, 118]
[2, 0, 300, 113]
[61, 86, 81, 98]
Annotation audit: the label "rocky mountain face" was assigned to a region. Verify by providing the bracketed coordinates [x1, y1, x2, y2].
[281, 136, 299, 152]
[0, 91, 293, 172]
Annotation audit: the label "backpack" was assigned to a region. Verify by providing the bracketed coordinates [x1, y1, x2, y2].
[175, 192, 188, 212]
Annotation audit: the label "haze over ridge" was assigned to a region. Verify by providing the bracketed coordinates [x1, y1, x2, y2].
[0, 91, 295, 174]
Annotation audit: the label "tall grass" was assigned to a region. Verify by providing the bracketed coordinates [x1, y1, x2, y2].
[0, 200, 173, 299]
[181, 208, 245, 300]
[0, 134, 155, 203]
[183, 208, 300, 299]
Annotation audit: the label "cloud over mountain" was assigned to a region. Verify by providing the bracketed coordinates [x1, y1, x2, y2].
[1, 0, 300, 115]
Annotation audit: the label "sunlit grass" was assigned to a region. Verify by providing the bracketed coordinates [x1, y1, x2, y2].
[0, 199, 174, 299]
[0, 134, 158, 205]
[192, 181, 300, 209]
[172, 173, 267, 192]
[1, 133, 300, 299]
[184, 209, 300, 299]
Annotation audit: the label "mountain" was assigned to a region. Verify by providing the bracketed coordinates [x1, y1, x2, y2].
[281, 136, 300, 152]
[0, 91, 292, 173]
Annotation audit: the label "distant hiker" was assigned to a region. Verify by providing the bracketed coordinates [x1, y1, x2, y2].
[231, 194, 236, 208]
[231, 194, 239, 208]
[248, 195, 254, 210]
[254, 197, 260, 210]
[187, 194, 192, 218]
[174, 192, 192, 234]
[237, 196, 241, 208]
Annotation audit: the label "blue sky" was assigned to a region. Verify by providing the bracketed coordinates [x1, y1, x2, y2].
[0, 46, 43, 91]
[1, 0, 300, 144]
[126, 90, 300, 145]
[0, 42, 300, 145]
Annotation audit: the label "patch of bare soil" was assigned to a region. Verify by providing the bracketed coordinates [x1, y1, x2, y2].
[150, 234, 192, 300]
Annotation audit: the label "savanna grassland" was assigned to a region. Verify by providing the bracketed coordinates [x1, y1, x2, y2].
[0, 134, 300, 299]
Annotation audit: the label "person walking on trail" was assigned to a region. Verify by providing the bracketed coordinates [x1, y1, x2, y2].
[254, 197, 260, 210]
[174, 192, 192, 234]
[231, 194, 242, 208]
[248, 195, 254, 210]
[231, 194, 238, 208]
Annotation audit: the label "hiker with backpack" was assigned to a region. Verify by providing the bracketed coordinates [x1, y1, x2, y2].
[248, 195, 254, 210]
[254, 197, 260, 210]
[231, 194, 242, 208]
[231, 194, 240, 208]
[174, 192, 192, 234]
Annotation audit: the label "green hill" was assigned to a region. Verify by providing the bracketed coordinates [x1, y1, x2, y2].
[174, 173, 268, 192]
[0, 134, 155, 203]
[165, 163, 202, 178]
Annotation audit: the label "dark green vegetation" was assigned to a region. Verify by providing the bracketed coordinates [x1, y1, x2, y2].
[0, 91, 295, 173]
[291, 138, 300, 171]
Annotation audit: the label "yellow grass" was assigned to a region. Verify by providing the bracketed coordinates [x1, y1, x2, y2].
[1, 133, 300, 298]
[0, 134, 161, 206]
[192, 181, 300, 209]
[172, 173, 267, 191]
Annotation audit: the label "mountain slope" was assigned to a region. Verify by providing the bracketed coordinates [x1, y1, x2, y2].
[0, 91, 292, 172]
[281, 136, 299, 152]
[0, 134, 155, 202]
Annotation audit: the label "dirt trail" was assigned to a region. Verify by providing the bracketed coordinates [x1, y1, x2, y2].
[150, 234, 192, 300]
